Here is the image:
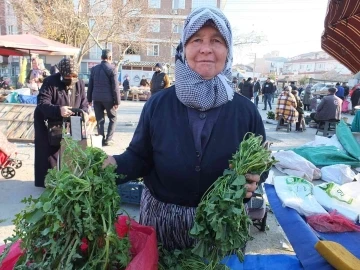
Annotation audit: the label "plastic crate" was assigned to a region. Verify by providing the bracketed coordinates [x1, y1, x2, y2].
[117, 182, 144, 205]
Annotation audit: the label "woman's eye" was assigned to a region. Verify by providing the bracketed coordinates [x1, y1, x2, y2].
[212, 39, 222, 43]
[192, 38, 202, 43]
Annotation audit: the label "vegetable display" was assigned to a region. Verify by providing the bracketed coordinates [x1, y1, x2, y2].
[190, 133, 276, 264]
[0, 138, 130, 269]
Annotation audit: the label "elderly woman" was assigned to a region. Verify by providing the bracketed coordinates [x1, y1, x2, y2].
[276, 85, 298, 127]
[104, 7, 266, 250]
[303, 84, 312, 111]
[34, 57, 88, 187]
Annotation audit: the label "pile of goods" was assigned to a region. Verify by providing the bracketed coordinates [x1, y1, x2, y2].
[0, 138, 131, 269]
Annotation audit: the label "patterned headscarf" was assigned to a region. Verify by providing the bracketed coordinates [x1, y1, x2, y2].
[175, 7, 234, 111]
[58, 57, 78, 77]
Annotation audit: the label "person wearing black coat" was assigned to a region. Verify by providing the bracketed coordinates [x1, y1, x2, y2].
[34, 57, 88, 187]
[241, 77, 253, 100]
[122, 75, 130, 101]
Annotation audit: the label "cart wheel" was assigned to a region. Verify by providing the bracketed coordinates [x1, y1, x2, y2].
[9, 159, 22, 169]
[14, 160, 22, 169]
[1, 167, 16, 179]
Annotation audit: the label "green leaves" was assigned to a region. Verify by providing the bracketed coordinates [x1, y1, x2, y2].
[0, 137, 130, 269]
[190, 133, 276, 264]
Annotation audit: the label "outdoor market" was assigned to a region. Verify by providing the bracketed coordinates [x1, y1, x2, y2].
[1, 0, 360, 270]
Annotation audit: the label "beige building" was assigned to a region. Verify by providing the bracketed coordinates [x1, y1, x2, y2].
[282, 51, 352, 80]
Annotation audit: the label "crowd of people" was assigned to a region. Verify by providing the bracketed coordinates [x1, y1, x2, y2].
[235, 77, 345, 132]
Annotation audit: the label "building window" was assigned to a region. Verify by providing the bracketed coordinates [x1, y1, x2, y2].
[148, 20, 160, 32]
[90, 42, 112, 59]
[7, 25, 15, 35]
[147, 44, 159, 56]
[173, 0, 185, 9]
[172, 22, 183, 34]
[148, 0, 161, 8]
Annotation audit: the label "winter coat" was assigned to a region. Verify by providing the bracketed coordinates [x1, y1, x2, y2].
[315, 94, 342, 121]
[241, 81, 253, 99]
[87, 61, 120, 105]
[34, 74, 89, 187]
[275, 91, 298, 123]
[123, 79, 130, 91]
[303, 88, 312, 105]
[262, 82, 274, 94]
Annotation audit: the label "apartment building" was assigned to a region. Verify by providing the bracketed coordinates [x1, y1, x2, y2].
[0, 0, 226, 81]
[282, 51, 352, 79]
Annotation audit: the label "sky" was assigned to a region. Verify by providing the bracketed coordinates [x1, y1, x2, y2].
[223, 0, 329, 64]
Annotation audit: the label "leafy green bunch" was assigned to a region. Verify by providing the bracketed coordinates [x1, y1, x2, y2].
[190, 133, 276, 264]
[0, 138, 130, 270]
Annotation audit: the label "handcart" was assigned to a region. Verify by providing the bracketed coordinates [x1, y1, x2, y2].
[58, 108, 102, 169]
[0, 148, 29, 179]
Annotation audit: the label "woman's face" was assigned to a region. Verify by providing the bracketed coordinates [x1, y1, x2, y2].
[185, 25, 228, 80]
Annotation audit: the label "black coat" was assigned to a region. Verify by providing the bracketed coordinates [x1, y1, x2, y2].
[123, 79, 130, 91]
[241, 81, 253, 99]
[113, 86, 266, 207]
[34, 74, 88, 187]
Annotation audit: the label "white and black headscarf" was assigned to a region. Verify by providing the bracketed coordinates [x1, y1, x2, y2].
[175, 7, 234, 112]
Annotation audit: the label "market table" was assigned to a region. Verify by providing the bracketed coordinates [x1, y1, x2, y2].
[265, 183, 360, 270]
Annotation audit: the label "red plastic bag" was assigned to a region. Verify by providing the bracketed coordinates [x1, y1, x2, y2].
[0, 241, 24, 270]
[307, 211, 360, 233]
[116, 216, 158, 270]
[0, 216, 158, 270]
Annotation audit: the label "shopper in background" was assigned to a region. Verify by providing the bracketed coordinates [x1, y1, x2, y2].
[150, 63, 170, 95]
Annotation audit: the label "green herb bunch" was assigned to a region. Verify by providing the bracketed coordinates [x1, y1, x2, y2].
[0, 138, 130, 269]
[190, 133, 276, 264]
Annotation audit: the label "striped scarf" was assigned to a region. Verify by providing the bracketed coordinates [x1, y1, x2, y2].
[175, 7, 234, 112]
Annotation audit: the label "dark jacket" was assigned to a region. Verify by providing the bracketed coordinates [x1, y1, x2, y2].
[113, 86, 266, 207]
[254, 81, 261, 93]
[123, 79, 130, 91]
[140, 78, 149, 87]
[241, 81, 253, 99]
[150, 71, 170, 94]
[34, 74, 88, 187]
[315, 94, 342, 121]
[87, 61, 120, 105]
[262, 82, 274, 94]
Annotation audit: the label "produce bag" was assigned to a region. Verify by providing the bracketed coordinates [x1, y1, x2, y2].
[0, 216, 158, 270]
[274, 176, 328, 217]
[313, 182, 360, 223]
[320, 164, 356, 185]
[272, 150, 321, 181]
[293, 145, 360, 167]
[337, 120, 360, 160]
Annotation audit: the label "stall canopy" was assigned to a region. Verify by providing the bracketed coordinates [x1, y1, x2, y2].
[0, 34, 79, 56]
[321, 0, 360, 74]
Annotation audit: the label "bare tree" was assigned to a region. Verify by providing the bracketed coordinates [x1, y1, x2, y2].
[10, 0, 152, 66]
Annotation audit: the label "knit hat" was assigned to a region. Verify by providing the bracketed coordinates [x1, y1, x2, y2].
[58, 57, 78, 77]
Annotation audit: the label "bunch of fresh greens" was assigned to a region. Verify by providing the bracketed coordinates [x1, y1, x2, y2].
[0, 138, 130, 269]
[190, 133, 276, 263]
[158, 246, 229, 270]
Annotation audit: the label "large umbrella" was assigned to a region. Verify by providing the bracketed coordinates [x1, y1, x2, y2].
[321, 0, 360, 74]
[0, 33, 79, 56]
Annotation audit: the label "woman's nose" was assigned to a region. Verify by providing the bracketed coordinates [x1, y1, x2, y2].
[199, 41, 212, 54]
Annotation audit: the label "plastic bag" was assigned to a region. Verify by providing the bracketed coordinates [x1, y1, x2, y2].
[274, 176, 328, 217]
[17, 94, 37, 104]
[293, 145, 360, 167]
[320, 164, 356, 185]
[337, 120, 360, 160]
[272, 151, 321, 181]
[0, 216, 158, 270]
[313, 182, 360, 223]
[303, 135, 345, 151]
[307, 211, 360, 233]
[5, 92, 19, 103]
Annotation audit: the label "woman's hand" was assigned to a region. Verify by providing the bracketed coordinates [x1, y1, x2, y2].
[60, 106, 74, 117]
[102, 155, 117, 169]
[245, 173, 260, 198]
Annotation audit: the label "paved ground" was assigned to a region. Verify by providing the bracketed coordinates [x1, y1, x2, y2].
[0, 98, 354, 254]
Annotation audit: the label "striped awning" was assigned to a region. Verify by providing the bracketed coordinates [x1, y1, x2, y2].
[321, 0, 360, 74]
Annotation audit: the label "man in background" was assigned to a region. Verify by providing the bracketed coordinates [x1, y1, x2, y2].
[335, 82, 345, 100]
[122, 75, 130, 101]
[310, 87, 342, 122]
[87, 49, 120, 146]
[262, 78, 274, 110]
[253, 77, 261, 108]
[150, 63, 170, 95]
